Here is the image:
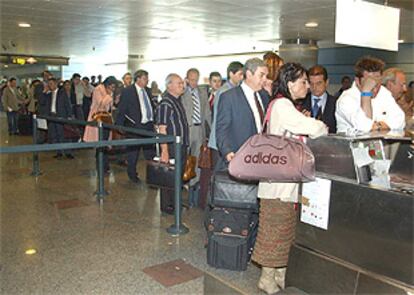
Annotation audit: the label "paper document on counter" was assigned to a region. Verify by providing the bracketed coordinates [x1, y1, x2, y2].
[300, 177, 332, 230]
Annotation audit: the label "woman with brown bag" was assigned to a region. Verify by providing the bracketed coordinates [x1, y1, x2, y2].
[252, 63, 328, 294]
[83, 76, 117, 174]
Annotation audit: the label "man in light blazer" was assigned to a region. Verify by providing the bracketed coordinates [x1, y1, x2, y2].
[115, 69, 156, 183]
[215, 58, 270, 171]
[181, 68, 211, 205]
[2, 77, 25, 135]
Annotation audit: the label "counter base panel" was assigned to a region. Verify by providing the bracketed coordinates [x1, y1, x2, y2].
[286, 244, 411, 294]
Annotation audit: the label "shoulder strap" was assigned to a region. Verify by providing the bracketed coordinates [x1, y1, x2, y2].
[262, 99, 277, 133]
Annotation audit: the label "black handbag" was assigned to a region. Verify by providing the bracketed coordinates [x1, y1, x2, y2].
[210, 171, 258, 211]
[146, 160, 175, 189]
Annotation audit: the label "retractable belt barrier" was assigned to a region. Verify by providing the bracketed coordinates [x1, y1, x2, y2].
[0, 114, 189, 235]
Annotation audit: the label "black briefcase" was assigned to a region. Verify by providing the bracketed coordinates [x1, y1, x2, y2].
[146, 160, 175, 189]
[210, 171, 258, 211]
[18, 114, 33, 135]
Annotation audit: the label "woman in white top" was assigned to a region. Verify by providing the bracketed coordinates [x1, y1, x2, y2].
[252, 63, 328, 294]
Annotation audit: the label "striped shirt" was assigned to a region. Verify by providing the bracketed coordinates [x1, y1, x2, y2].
[156, 92, 189, 148]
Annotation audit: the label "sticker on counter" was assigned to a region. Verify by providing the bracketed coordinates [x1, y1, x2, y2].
[300, 177, 332, 230]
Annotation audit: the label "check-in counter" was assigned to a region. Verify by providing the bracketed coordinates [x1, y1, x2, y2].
[286, 133, 414, 294]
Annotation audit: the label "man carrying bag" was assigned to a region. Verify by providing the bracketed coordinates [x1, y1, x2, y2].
[150, 73, 189, 214]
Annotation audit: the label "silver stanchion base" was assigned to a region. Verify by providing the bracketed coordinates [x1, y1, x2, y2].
[30, 171, 43, 176]
[94, 190, 109, 199]
[167, 224, 189, 235]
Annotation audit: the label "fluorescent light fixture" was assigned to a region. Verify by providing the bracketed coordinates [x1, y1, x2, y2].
[305, 22, 318, 28]
[18, 23, 31, 28]
[26, 57, 37, 64]
[398, 39, 404, 43]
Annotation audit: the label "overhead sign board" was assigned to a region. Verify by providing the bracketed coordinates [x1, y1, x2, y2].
[335, 0, 400, 51]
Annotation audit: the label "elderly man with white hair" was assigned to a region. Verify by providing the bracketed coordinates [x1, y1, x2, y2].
[155, 73, 189, 214]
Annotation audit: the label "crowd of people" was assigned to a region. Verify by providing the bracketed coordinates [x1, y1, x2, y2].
[1, 52, 414, 293]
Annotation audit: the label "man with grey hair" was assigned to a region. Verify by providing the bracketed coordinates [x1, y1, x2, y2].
[383, 68, 412, 120]
[215, 57, 270, 171]
[156, 73, 189, 214]
[181, 68, 211, 206]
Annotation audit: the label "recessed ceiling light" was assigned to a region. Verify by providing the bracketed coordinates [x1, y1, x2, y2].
[305, 22, 318, 28]
[25, 248, 37, 255]
[4, 65, 9, 68]
[18, 23, 31, 28]
[398, 39, 404, 43]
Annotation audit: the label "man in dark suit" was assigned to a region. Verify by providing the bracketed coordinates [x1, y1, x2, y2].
[115, 69, 155, 183]
[43, 78, 74, 159]
[301, 65, 337, 133]
[215, 58, 270, 171]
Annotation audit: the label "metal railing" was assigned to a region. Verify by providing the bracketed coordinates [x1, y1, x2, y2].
[0, 114, 189, 235]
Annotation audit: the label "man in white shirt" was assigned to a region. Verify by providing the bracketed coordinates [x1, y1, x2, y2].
[336, 56, 405, 133]
[46, 78, 74, 159]
[115, 70, 155, 183]
[215, 58, 269, 171]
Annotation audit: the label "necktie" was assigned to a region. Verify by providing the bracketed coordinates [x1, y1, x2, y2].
[141, 88, 153, 121]
[254, 92, 264, 124]
[191, 90, 201, 125]
[312, 98, 320, 118]
[208, 93, 215, 110]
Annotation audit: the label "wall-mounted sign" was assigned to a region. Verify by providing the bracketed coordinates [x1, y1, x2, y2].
[335, 0, 400, 51]
[12, 58, 26, 65]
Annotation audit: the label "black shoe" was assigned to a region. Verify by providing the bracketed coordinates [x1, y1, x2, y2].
[129, 176, 141, 184]
[162, 206, 175, 215]
[65, 154, 75, 159]
[53, 154, 63, 159]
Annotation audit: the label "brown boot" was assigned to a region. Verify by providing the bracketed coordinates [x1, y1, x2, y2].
[275, 267, 287, 289]
[257, 267, 280, 294]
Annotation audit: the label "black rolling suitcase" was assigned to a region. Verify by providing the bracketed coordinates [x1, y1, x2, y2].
[206, 207, 258, 271]
[18, 114, 33, 135]
[160, 188, 174, 214]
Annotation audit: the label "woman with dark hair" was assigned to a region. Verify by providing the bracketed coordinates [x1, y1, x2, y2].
[252, 63, 328, 294]
[83, 76, 117, 173]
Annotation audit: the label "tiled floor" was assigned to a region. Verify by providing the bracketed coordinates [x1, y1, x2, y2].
[0, 116, 262, 295]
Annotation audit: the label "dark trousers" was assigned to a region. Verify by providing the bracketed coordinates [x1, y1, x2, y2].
[48, 122, 72, 156]
[160, 147, 187, 213]
[6, 111, 18, 134]
[127, 142, 155, 179]
[74, 104, 85, 121]
[82, 97, 92, 121]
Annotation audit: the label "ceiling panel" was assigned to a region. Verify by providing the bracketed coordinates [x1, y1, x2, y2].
[0, 0, 412, 61]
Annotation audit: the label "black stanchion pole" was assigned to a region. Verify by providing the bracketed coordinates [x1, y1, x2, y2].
[167, 136, 189, 235]
[95, 121, 108, 200]
[31, 114, 41, 176]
